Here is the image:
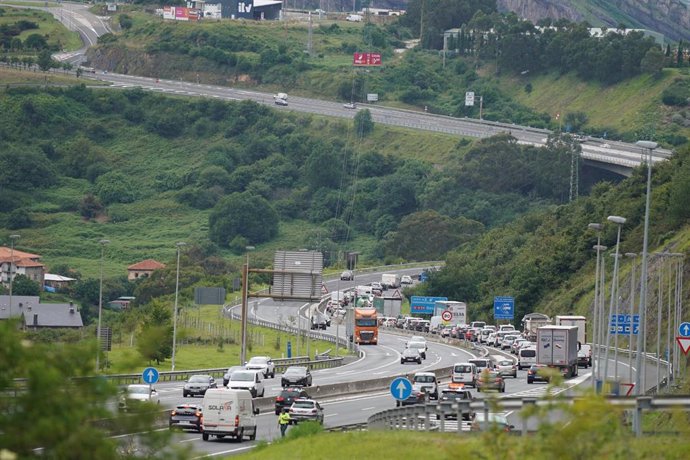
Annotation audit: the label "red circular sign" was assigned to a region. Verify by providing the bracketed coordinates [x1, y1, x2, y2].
[441, 310, 452, 321]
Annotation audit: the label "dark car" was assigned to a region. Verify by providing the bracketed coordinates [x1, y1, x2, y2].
[169, 404, 203, 432]
[527, 364, 550, 384]
[396, 389, 428, 407]
[400, 347, 422, 364]
[275, 387, 310, 415]
[438, 389, 475, 420]
[281, 366, 312, 387]
[476, 370, 505, 393]
[183, 374, 217, 397]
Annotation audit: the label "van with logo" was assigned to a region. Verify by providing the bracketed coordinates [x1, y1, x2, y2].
[468, 358, 492, 373]
[201, 389, 259, 442]
[451, 362, 477, 388]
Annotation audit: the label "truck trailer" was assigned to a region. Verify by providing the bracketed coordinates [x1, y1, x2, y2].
[554, 315, 587, 345]
[536, 325, 579, 378]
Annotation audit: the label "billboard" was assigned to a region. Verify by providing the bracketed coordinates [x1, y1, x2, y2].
[410, 296, 447, 315]
[163, 6, 200, 20]
[272, 250, 323, 301]
[353, 52, 382, 66]
[236, 0, 254, 19]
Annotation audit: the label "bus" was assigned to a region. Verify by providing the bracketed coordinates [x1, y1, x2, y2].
[354, 308, 378, 345]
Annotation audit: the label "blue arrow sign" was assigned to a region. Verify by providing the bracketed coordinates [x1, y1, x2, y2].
[142, 367, 159, 385]
[390, 377, 412, 401]
[679, 322, 690, 338]
[493, 296, 514, 320]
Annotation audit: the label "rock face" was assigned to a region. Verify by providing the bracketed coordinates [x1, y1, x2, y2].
[496, 0, 690, 41]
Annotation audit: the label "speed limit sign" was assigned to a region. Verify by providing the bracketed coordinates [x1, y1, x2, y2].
[441, 310, 452, 321]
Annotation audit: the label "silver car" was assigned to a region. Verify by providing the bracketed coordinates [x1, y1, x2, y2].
[494, 359, 518, 378]
[289, 399, 324, 424]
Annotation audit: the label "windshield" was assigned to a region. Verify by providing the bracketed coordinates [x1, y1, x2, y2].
[470, 360, 489, 368]
[230, 371, 255, 382]
[408, 342, 425, 349]
[454, 365, 472, 373]
[248, 357, 267, 365]
[285, 367, 306, 376]
[520, 349, 536, 357]
[414, 375, 435, 383]
[128, 386, 149, 395]
[498, 361, 512, 366]
[293, 401, 315, 409]
[356, 319, 377, 327]
[189, 375, 209, 383]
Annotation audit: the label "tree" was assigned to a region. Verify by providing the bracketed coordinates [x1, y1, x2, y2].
[95, 171, 138, 204]
[354, 109, 374, 136]
[640, 46, 665, 76]
[37, 49, 53, 71]
[10, 274, 40, 296]
[208, 192, 279, 246]
[24, 33, 47, 50]
[137, 324, 173, 365]
[0, 321, 184, 458]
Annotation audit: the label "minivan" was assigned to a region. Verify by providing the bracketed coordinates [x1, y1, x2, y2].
[518, 347, 537, 370]
[451, 362, 477, 388]
[201, 389, 259, 442]
[468, 358, 492, 373]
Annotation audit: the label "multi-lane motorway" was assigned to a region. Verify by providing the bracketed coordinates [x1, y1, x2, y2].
[138, 267, 663, 458]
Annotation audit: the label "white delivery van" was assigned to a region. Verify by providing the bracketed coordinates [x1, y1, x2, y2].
[518, 346, 537, 370]
[201, 389, 259, 442]
[451, 362, 477, 388]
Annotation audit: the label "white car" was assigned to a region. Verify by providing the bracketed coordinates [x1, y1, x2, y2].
[401, 275, 413, 285]
[227, 369, 265, 398]
[245, 356, 275, 379]
[343, 102, 357, 109]
[119, 384, 160, 410]
[274, 98, 288, 106]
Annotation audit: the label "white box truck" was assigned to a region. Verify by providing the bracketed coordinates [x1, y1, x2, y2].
[554, 315, 587, 345]
[380, 273, 400, 290]
[536, 325, 579, 378]
[201, 389, 259, 442]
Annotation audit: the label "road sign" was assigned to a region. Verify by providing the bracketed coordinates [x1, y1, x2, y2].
[441, 310, 453, 322]
[321, 284, 328, 294]
[677, 337, 690, 355]
[465, 91, 475, 106]
[620, 383, 635, 397]
[390, 377, 412, 401]
[493, 296, 514, 320]
[142, 367, 159, 385]
[609, 314, 639, 335]
[679, 322, 690, 337]
[391, 289, 402, 299]
[410, 296, 447, 315]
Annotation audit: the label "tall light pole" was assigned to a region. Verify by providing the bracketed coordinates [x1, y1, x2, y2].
[171, 242, 186, 371]
[95, 239, 110, 372]
[588, 223, 603, 391]
[240, 246, 255, 365]
[625, 252, 638, 384]
[7, 234, 20, 320]
[603, 215, 626, 383]
[633, 140, 657, 434]
[594, 243, 607, 384]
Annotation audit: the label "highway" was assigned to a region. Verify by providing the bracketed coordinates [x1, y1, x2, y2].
[2, 1, 670, 173]
[142, 267, 662, 457]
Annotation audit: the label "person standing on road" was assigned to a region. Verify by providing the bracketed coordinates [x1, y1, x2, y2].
[278, 409, 291, 437]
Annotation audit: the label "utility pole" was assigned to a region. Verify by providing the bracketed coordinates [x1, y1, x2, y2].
[306, 12, 313, 56]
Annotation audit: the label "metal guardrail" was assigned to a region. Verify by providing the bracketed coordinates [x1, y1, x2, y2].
[368, 395, 690, 437]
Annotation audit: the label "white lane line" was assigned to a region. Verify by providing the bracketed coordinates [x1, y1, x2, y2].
[361, 407, 375, 411]
[192, 445, 255, 459]
[324, 413, 338, 417]
[178, 437, 201, 443]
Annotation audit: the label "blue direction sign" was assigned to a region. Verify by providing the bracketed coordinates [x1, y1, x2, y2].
[493, 296, 514, 320]
[410, 296, 447, 315]
[609, 314, 640, 335]
[390, 377, 413, 401]
[679, 322, 690, 337]
[142, 367, 159, 385]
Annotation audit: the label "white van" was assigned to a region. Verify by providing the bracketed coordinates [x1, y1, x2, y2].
[451, 362, 477, 388]
[201, 389, 259, 442]
[498, 325, 516, 332]
[518, 347, 537, 370]
[468, 358, 492, 373]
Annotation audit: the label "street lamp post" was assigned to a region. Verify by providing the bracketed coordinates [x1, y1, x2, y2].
[633, 140, 657, 435]
[625, 252, 638, 384]
[171, 242, 186, 371]
[588, 223, 603, 390]
[7, 234, 20, 320]
[95, 239, 110, 372]
[240, 246, 255, 365]
[604, 215, 626, 383]
[593, 244, 607, 384]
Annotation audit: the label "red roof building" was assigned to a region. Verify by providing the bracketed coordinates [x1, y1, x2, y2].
[0, 247, 45, 287]
[127, 259, 166, 280]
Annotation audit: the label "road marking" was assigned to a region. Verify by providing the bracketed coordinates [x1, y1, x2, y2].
[178, 437, 201, 443]
[192, 445, 256, 459]
[361, 407, 375, 411]
[324, 413, 338, 417]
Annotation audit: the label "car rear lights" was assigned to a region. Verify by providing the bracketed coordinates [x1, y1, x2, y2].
[235, 415, 239, 426]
